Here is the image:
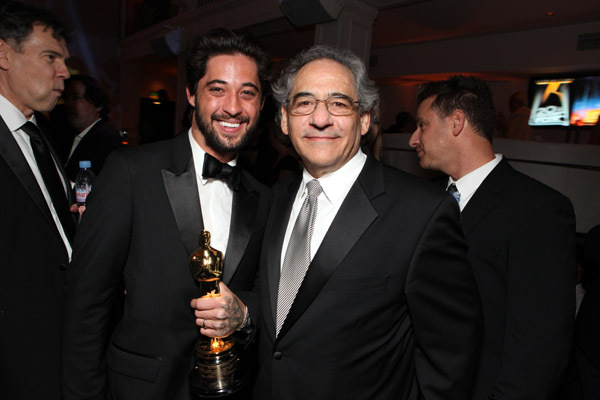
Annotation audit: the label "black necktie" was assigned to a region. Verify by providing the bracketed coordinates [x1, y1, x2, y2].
[21, 121, 75, 239]
[202, 153, 241, 190]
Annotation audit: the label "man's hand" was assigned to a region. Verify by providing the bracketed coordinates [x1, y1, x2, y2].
[190, 282, 247, 338]
[70, 203, 85, 223]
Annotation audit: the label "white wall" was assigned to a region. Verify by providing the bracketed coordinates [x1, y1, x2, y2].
[371, 20, 600, 138]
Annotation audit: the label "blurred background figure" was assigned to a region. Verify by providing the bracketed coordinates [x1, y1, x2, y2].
[61, 74, 123, 182]
[362, 109, 382, 160]
[385, 111, 416, 133]
[500, 91, 532, 140]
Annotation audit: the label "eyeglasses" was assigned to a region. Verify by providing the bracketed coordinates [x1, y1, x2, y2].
[288, 94, 360, 116]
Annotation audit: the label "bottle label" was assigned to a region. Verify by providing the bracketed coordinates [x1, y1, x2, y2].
[75, 185, 92, 204]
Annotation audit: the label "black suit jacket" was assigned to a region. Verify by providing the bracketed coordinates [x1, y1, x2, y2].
[254, 154, 483, 400]
[62, 132, 271, 400]
[463, 159, 576, 400]
[64, 120, 123, 182]
[0, 116, 74, 400]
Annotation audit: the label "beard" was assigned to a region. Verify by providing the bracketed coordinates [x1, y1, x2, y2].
[194, 99, 259, 154]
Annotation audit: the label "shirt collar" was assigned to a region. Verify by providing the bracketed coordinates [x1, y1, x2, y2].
[76, 118, 102, 139]
[301, 148, 366, 206]
[449, 154, 503, 199]
[0, 93, 35, 132]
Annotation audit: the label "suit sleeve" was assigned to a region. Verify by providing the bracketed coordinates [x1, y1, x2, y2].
[62, 151, 133, 400]
[492, 192, 576, 399]
[407, 195, 483, 400]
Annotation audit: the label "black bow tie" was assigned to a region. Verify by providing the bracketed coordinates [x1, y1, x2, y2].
[202, 153, 241, 189]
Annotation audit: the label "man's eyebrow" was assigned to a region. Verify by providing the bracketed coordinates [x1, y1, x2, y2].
[291, 91, 315, 100]
[204, 80, 259, 92]
[291, 91, 353, 100]
[42, 50, 65, 58]
[205, 79, 227, 86]
[241, 82, 260, 92]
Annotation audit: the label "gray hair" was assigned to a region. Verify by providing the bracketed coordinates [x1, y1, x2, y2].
[272, 45, 379, 122]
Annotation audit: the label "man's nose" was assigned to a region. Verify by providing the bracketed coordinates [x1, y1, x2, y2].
[223, 94, 242, 116]
[309, 101, 333, 128]
[408, 129, 420, 148]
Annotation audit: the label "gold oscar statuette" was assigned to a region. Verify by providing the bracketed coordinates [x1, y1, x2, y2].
[189, 230, 247, 398]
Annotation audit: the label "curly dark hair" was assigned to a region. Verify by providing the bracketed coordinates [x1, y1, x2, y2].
[185, 28, 271, 97]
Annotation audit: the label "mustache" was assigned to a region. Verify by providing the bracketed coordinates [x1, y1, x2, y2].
[211, 113, 249, 123]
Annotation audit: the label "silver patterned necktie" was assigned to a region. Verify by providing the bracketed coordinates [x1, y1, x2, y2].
[276, 179, 323, 336]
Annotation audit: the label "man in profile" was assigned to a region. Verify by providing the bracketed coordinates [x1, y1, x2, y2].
[246, 45, 482, 399]
[0, 2, 74, 399]
[410, 75, 576, 399]
[62, 29, 271, 400]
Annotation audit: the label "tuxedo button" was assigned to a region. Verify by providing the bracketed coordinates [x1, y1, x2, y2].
[273, 351, 282, 360]
[58, 264, 67, 271]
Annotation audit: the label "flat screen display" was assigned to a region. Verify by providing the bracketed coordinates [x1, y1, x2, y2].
[529, 74, 600, 127]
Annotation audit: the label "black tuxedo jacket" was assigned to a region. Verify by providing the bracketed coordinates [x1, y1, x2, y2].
[0, 116, 74, 399]
[254, 154, 483, 400]
[62, 132, 271, 400]
[64, 120, 123, 182]
[462, 159, 576, 400]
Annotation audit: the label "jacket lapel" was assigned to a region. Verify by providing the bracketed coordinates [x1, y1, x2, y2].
[222, 171, 259, 285]
[0, 117, 68, 240]
[162, 133, 204, 256]
[276, 156, 381, 340]
[461, 159, 511, 235]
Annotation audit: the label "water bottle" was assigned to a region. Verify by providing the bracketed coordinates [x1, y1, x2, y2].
[75, 160, 95, 206]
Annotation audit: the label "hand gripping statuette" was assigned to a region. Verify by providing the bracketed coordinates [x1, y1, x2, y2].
[189, 230, 247, 398]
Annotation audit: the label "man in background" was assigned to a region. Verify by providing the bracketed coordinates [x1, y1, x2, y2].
[0, 1, 74, 399]
[62, 29, 271, 400]
[503, 91, 532, 140]
[61, 74, 122, 181]
[409, 75, 576, 399]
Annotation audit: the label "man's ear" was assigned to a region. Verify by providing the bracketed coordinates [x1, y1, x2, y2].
[360, 112, 371, 136]
[185, 86, 195, 107]
[280, 105, 289, 136]
[450, 109, 466, 137]
[0, 40, 11, 70]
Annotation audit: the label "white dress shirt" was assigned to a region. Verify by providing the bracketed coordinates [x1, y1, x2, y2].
[189, 130, 234, 255]
[281, 149, 367, 271]
[0, 94, 72, 258]
[448, 154, 503, 211]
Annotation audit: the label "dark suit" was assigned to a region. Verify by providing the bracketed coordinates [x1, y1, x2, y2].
[573, 225, 600, 399]
[463, 159, 576, 399]
[64, 120, 123, 182]
[62, 132, 270, 400]
[253, 154, 482, 400]
[0, 116, 74, 399]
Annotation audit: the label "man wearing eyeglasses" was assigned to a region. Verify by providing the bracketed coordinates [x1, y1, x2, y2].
[251, 45, 483, 400]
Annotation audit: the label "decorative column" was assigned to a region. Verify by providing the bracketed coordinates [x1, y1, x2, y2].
[314, 0, 379, 66]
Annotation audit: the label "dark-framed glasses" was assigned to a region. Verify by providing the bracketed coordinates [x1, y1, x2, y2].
[288, 94, 360, 116]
